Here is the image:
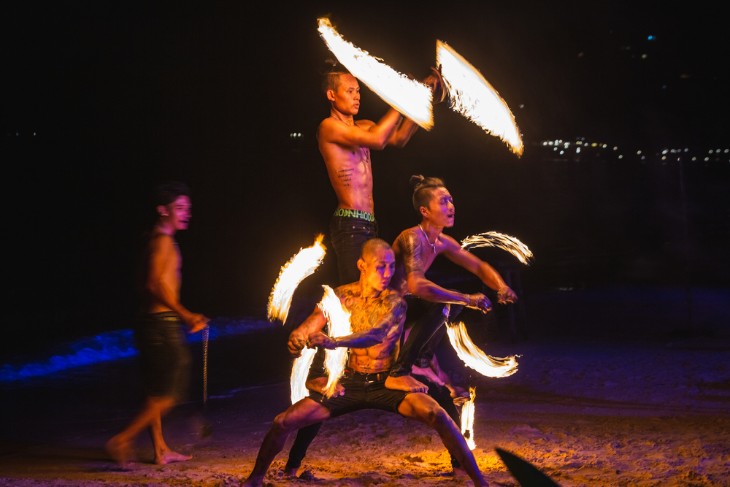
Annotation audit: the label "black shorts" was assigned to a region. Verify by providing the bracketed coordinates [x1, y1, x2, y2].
[307, 370, 409, 417]
[134, 312, 191, 400]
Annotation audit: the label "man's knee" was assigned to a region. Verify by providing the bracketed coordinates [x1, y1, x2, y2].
[272, 411, 300, 433]
[411, 398, 451, 426]
[429, 405, 453, 427]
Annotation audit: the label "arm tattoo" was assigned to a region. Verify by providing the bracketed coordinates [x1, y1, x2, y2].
[401, 231, 427, 276]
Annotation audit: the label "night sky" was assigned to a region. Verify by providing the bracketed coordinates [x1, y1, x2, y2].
[3, 2, 729, 354]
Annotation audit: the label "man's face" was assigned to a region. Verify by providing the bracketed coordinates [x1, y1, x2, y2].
[166, 195, 192, 231]
[362, 247, 396, 291]
[426, 187, 455, 228]
[332, 74, 361, 115]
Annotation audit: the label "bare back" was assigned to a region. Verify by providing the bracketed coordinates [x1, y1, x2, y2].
[318, 117, 375, 212]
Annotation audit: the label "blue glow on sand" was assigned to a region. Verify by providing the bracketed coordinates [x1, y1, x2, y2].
[0, 318, 274, 383]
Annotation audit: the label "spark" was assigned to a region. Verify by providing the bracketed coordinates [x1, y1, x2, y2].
[461, 231, 534, 265]
[317, 17, 434, 130]
[446, 322, 519, 377]
[436, 40, 524, 156]
[461, 387, 477, 450]
[289, 285, 352, 402]
[318, 285, 352, 398]
[267, 234, 326, 324]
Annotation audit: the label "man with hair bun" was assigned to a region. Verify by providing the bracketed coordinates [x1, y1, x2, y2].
[385, 175, 518, 393]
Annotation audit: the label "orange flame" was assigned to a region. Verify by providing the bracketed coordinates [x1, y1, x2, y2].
[461, 231, 534, 265]
[318, 285, 352, 398]
[460, 387, 477, 450]
[446, 322, 518, 377]
[436, 40, 524, 156]
[267, 234, 326, 324]
[317, 17, 434, 130]
[290, 347, 317, 404]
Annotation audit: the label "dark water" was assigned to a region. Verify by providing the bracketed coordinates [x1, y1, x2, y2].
[0, 317, 284, 383]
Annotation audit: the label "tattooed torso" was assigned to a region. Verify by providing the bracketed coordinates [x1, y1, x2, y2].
[336, 283, 407, 374]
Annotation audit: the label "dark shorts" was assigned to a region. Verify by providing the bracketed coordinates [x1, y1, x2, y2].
[134, 311, 191, 400]
[307, 370, 409, 417]
[329, 211, 378, 285]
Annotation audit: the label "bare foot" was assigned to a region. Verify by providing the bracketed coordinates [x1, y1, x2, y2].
[284, 466, 299, 477]
[384, 375, 429, 393]
[452, 466, 470, 481]
[105, 435, 133, 468]
[154, 450, 192, 465]
[242, 474, 263, 487]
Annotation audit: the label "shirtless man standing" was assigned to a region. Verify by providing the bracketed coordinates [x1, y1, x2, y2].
[319, 62, 443, 285]
[243, 239, 488, 487]
[106, 181, 209, 466]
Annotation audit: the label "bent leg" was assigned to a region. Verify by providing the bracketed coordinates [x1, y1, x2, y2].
[243, 398, 331, 487]
[285, 422, 323, 476]
[398, 393, 487, 487]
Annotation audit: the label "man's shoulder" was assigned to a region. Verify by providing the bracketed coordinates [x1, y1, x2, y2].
[355, 119, 375, 130]
[319, 116, 373, 131]
[394, 226, 419, 238]
[335, 282, 360, 297]
[393, 227, 419, 246]
[148, 232, 175, 248]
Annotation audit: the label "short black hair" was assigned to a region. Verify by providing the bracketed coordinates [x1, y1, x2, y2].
[154, 180, 190, 207]
[321, 58, 351, 94]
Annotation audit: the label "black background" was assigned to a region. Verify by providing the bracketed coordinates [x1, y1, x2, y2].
[2, 2, 729, 355]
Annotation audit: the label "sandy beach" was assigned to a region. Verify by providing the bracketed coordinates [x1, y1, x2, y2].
[1, 287, 729, 486]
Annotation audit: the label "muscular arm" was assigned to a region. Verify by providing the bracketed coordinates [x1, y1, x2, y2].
[400, 232, 475, 306]
[387, 70, 442, 148]
[387, 117, 420, 148]
[287, 307, 328, 356]
[319, 108, 403, 151]
[441, 235, 517, 303]
[308, 293, 407, 351]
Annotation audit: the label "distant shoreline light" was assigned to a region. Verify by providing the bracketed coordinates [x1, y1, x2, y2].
[539, 138, 730, 163]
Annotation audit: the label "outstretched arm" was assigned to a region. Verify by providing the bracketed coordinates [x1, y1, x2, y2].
[441, 235, 518, 304]
[387, 117, 420, 148]
[319, 108, 403, 151]
[401, 232, 493, 312]
[308, 294, 407, 350]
